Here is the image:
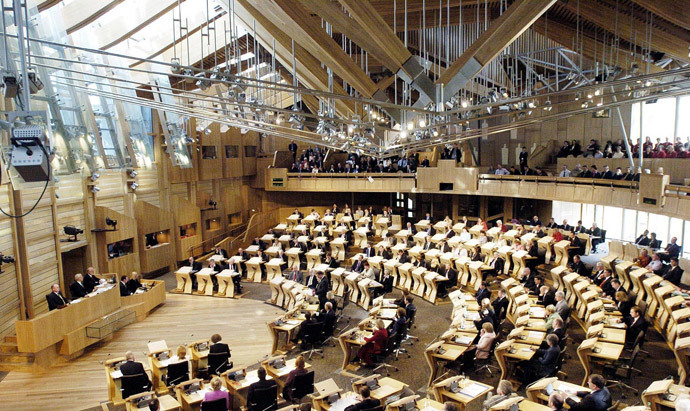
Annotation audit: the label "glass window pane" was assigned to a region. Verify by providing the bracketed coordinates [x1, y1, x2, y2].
[622, 209, 637, 242]
[683, 222, 690, 259]
[669, 218, 683, 247]
[637, 212, 649, 237]
[552, 201, 580, 225]
[602, 207, 623, 241]
[594, 205, 605, 228]
[648, 213, 669, 247]
[678, 96, 690, 141]
[630, 102, 641, 143]
[641, 97, 676, 140]
[582, 204, 595, 226]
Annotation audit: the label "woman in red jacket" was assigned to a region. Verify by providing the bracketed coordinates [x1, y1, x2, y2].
[357, 319, 388, 366]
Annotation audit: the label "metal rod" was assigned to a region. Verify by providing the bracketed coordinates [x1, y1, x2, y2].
[13, 0, 30, 109]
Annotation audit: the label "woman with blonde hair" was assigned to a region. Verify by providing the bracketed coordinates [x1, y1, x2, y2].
[203, 376, 230, 409]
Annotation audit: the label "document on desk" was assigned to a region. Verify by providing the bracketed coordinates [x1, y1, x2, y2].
[420, 407, 438, 411]
[528, 331, 543, 339]
[285, 319, 301, 325]
[455, 336, 474, 345]
[458, 382, 487, 398]
[329, 396, 359, 411]
[110, 370, 123, 379]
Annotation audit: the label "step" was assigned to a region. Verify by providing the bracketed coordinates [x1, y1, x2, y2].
[0, 341, 18, 353]
[0, 351, 34, 364]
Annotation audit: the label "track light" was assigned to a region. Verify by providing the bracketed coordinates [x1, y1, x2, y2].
[129, 182, 138, 190]
[63, 225, 83, 241]
[91, 186, 100, 193]
[105, 217, 118, 230]
[90, 173, 100, 182]
[400, 130, 408, 139]
[406, 122, 414, 131]
[418, 119, 426, 127]
[461, 100, 469, 108]
[128, 170, 138, 178]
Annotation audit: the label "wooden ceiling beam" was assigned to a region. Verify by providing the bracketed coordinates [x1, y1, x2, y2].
[533, 17, 663, 74]
[64, 0, 126, 34]
[630, 0, 690, 32]
[437, 0, 557, 100]
[560, 0, 689, 62]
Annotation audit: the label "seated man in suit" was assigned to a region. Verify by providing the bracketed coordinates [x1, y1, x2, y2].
[620, 306, 647, 345]
[492, 289, 509, 321]
[537, 285, 555, 307]
[555, 291, 571, 320]
[437, 263, 458, 298]
[351, 255, 365, 273]
[485, 251, 505, 280]
[404, 296, 416, 320]
[519, 268, 538, 293]
[247, 367, 278, 409]
[568, 255, 588, 277]
[46, 283, 69, 311]
[213, 246, 229, 259]
[286, 266, 303, 283]
[83, 266, 100, 293]
[119, 275, 132, 297]
[127, 272, 143, 294]
[345, 386, 380, 411]
[665, 237, 682, 260]
[120, 351, 152, 398]
[606, 278, 626, 299]
[565, 374, 612, 411]
[663, 257, 684, 287]
[362, 244, 375, 258]
[550, 318, 566, 346]
[635, 230, 650, 246]
[69, 274, 89, 299]
[474, 281, 491, 303]
[325, 254, 339, 269]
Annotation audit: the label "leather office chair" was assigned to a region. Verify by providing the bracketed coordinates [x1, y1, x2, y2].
[299, 322, 325, 360]
[247, 385, 278, 411]
[208, 352, 232, 376]
[284, 370, 314, 403]
[201, 397, 229, 411]
[165, 361, 189, 387]
[474, 337, 500, 376]
[393, 322, 410, 359]
[401, 307, 418, 345]
[372, 331, 398, 376]
[120, 373, 150, 400]
[604, 345, 642, 399]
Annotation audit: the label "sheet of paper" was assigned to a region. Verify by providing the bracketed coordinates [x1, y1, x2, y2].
[458, 382, 487, 398]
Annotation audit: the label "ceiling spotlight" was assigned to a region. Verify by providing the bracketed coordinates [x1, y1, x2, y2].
[347, 124, 355, 133]
[543, 100, 552, 111]
[63, 225, 83, 242]
[527, 101, 536, 109]
[129, 182, 139, 190]
[400, 130, 408, 139]
[594, 89, 601, 96]
[195, 73, 211, 90]
[170, 58, 182, 74]
[461, 100, 469, 108]
[500, 87, 509, 98]
[91, 186, 100, 193]
[204, 128, 212, 135]
[406, 122, 414, 131]
[432, 129, 439, 137]
[128, 170, 138, 178]
[418, 119, 426, 127]
[90, 173, 100, 182]
[276, 116, 282, 125]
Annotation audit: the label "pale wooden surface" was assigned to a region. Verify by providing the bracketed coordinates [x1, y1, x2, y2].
[0, 292, 283, 411]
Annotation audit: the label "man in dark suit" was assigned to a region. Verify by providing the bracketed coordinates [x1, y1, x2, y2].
[213, 246, 229, 259]
[566, 374, 612, 411]
[597, 270, 614, 296]
[492, 289, 509, 321]
[622, 306, 647, 345]
[666, 237, 682, 260]
[247, 367, 278, 408]
[425, 223, 436, 236]
[185, 256, 202, 271]
[589, 223, 603, 252]
[520, 268, 537, 293]
[397, 250, 410, 264]
[315, 271, 330, 309]
[437, 263, 457, 297]
[83, 267, 100, 293]
[538, 285, 556, 307]
[475, 281, 491, 302]
[120, 275, 131, 297]
[321, 302, 337, 336]
[362, 244, 375, 258]
[560, 220, 572, 232]
[351, 255, 365, 273]
[663, 258, 684, 287]
[120, 351, 152, 398]
[438, 240, 451, 253]
[569, 255, 588, 277]
[286, 267, 303, 284]
[345, 386, 380, 411]
[635, 230, 650, 246]
[69, 274, 89, 299]
[288, 140, 297, 162]
[46, 284, 69, 311]
[527, 333, 561, 381]
[606, 278, 626, 299]
[648, 232, 661, 249]
[325, 254, 339, 269]
[404, 296, 416, 320]
[485, 252, 505, 280]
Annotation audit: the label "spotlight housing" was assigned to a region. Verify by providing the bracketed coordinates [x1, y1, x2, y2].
[63, 225, 83, 241]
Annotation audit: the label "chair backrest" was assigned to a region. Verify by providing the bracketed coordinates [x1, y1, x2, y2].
[383, 331, 397, 355]
[407, 307, 417, 325]
[208, 352, 230, 375]
[303, 321, 324, 344]
[248, 384, 278, 411]
[607, 400, 620, 411]
[601, 229, 607, 242]
[361, 406, 384, 411]
[290, 370, 315, 400]
[627, 345, 640, 373]
[120, 373, 148, 400]
[201, 397, 229, 411]
[166, 361, 189, 386]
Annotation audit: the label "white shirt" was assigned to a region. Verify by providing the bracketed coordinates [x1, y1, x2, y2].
[494, 168, 509, 175]
[612, 152, 624, 158]
[559, 169, 571, 177]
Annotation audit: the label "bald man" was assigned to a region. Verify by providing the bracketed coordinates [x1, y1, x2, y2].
[69, 274, 89, 299]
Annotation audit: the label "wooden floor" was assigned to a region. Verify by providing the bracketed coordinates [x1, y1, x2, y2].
[0, 293, 284, 411]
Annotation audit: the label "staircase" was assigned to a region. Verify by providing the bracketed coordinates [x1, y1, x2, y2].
[0, 335, 35, 372]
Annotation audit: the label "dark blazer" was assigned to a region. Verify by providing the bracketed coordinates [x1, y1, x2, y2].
[214, 248, 229, 259]
[569, 261, 588, 277]
[624, 316, 648, 344]
[442, 268, 458, 285]
[666, 243, 681, 259]
[70, 281, 89, 299]
[345, 398, 381, 411]
[185, 260, 202, 271]
[405, 303, 416, 320]
[119, 281, 131, 297]
[210, 342, 231, 357]
[327, 259, 340, 269]
[566, 388, 612, 411]
[552, 327, 566, 344]
[617, 300, 633, 319]
[352, 260, 365, 273]
[83, 274, 100, 293]
[475, 288, 491, 303]
[649, 239, 661, 249]
[247, 379, 278, 406]
[489, 257, 504, 274]
[315, 278, 330, 299]
[663, 266, 684, 286]
[46, 291, 69, 311]
[120, 360, 147, 377]
[535, 344, 560, 376]
[363, 247, 375, 258]
[127, 279, 142, 294]
[492, 296, 509, 320]
[634, 235, 649, 245]
[321, 309, 337, 334]
[538, 290, 556, 307]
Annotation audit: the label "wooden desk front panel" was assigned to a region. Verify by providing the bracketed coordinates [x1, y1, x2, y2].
[15, 285, 121, 353]
[140, 243, 173, 273]
[121, 280, 167, 320]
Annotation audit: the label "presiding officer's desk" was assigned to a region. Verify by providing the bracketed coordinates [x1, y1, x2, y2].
[15, 284, 120, 361]
[122, 280, 167, 320]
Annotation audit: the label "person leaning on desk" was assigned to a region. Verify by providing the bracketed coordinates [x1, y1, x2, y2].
[46, 283, 70, 311]
[564, 374, 611, 411]
[344, 385, 380, 411]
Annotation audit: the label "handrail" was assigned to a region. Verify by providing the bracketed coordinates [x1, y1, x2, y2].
[187, 223, 247, 257]
[479, 173, 640, 189]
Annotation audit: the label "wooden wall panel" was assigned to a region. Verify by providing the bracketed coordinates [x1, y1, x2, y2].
[0, 187, 19, 337]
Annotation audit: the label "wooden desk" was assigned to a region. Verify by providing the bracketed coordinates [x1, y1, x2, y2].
[330, 268, 346, 296]
[352, 375, 408, 402]
[537, 236, 554, 263]
[263, 356, 312, 393]
[215, 270, 239, 298]
[424, 340, 467, 386]
[387, 395, 443, 411]
[432, 375, 492, 411]
[286, 247, 302, 270]
[357, 278, 382, 310]
[331, 238, 347, 261]
[16, 285, 121, 358]
[105, 356, 129, 404]
[354, 227, 369, 247]
[268, 276, 285, 306]
[122, 280, 167, 321]
[306, 249, 323, 271]
[189, 340, 210, 379]
[338, 328, 372, 371]
[526, 377, 590, 407]
[223, 369, 274, 409]
[268, 317, 302, 354]
[278, 280, 297, 309]
[642, 379, 688, 411]
[245, 257, 264, 283]
[495, 339, 536, 381]
[125, 392, 181, 411]
[576, 337, 624, 385]
[424, 272, 448, 304]
[174, 266, 194, 294]
[266, 258, 284, 281]
[411, 266, 427, 297]
[397, 263, 414, 291]
[196, 268, 215, 296]
[553, 240, 571, 267]
[265, 245, 281, 259]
